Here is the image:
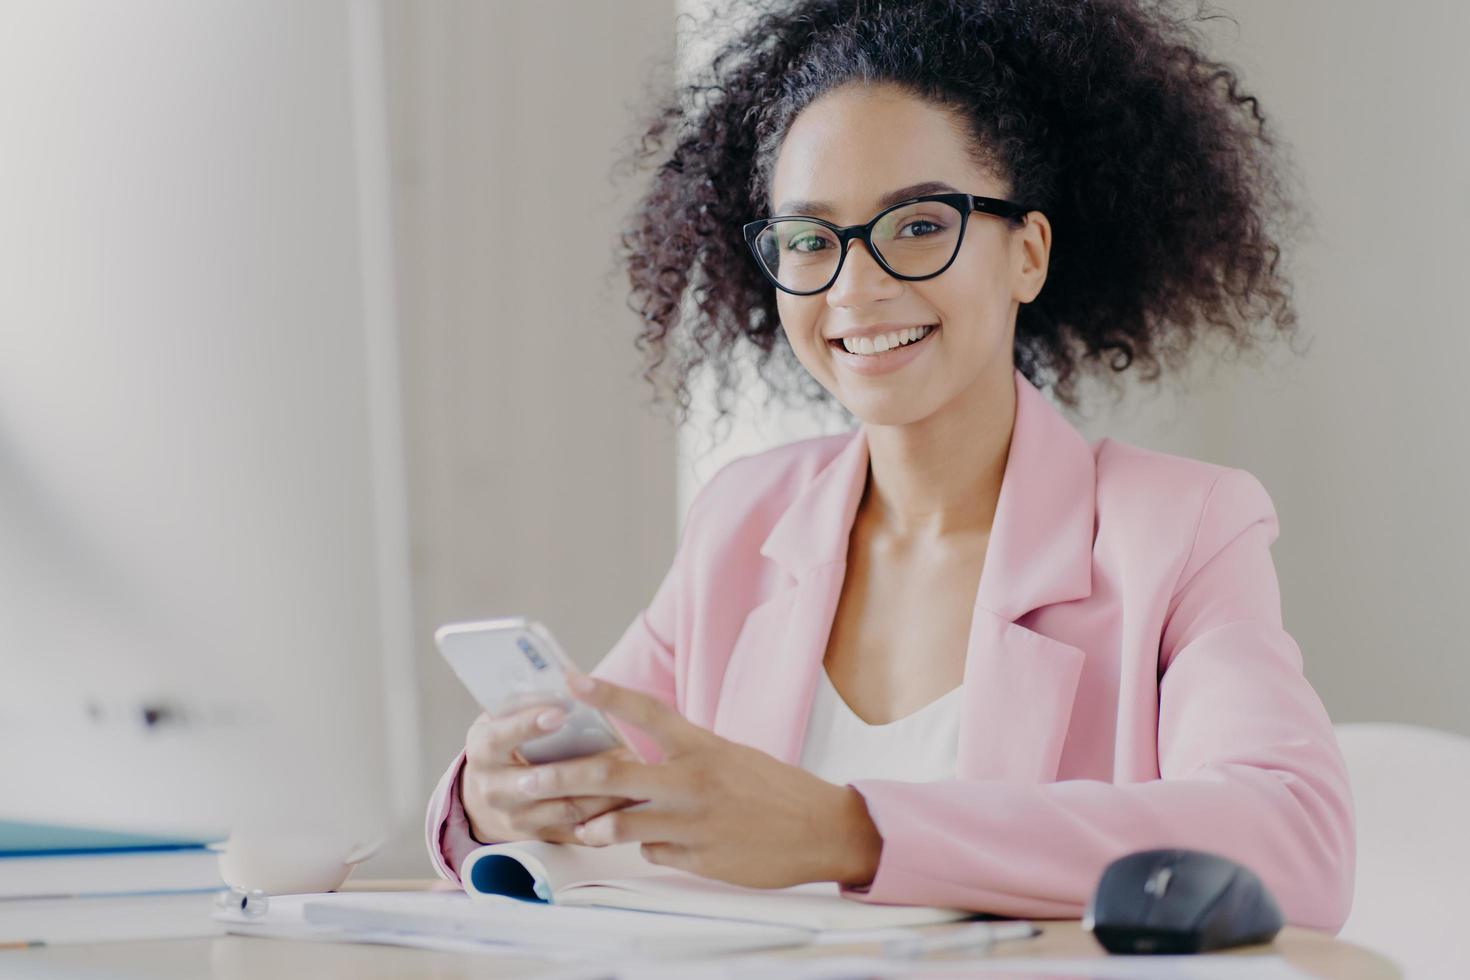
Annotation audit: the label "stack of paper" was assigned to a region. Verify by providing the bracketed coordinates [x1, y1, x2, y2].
[1, 847, 224, 901]
[456, 840, 974, 931]
[217, 841, 981, 960]
[0, 819, 224, 946]
[1, 892, 222, 947]
[302, 891, 813, 957]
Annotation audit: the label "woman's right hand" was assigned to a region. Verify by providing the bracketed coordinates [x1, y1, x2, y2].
[458, 705, 638, 845]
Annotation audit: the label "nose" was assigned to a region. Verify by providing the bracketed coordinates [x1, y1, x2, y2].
[825, 238, 902, 308]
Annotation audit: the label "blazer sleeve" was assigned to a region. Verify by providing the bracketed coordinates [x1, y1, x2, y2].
[424, 482, 700, 884]
[841, 467, 1357, 933]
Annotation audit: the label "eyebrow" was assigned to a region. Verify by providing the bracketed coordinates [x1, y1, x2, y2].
[773, 180, 960, 218]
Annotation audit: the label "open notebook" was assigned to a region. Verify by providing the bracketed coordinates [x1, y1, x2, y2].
[455, 840, 975, 931]
[295, 842, 981, 957]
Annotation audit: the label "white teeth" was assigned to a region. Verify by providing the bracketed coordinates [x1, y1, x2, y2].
[840, 325, 933, 356]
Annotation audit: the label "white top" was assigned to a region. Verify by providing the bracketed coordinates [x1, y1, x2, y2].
[798, 668, 963, 785]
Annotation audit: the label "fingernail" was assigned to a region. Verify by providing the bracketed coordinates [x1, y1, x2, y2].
[568, 673, 594, 694]
[517, 772, 539, 793]
[536, 708, 564, 730]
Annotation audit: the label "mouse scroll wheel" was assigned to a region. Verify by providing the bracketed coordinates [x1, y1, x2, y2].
[1144, 865, 1174, 897]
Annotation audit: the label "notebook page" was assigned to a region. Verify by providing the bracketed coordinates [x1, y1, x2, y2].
[302, 890, 812, 957]
[557, 873, 973, 931]
[460, 840, 657, 900]
[460, 840, 971, 931]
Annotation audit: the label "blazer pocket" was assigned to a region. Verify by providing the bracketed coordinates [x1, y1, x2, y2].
[957, 608, 1087, 784]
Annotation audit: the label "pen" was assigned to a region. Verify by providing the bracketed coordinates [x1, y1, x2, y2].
[882, 920, 1041, 958]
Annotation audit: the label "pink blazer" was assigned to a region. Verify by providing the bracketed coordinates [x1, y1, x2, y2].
[426, 366, 1356, 933]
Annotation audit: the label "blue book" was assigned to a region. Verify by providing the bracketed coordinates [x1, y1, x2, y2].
[0, 822, 224, 900]
[0, 819, 214, 859]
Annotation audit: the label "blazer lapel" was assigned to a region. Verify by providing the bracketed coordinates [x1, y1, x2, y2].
[956, 369, 1097, 782]
[711, 429, 868, 763]
[957, 610, 1088, 781]
[710, 566, 847, 762]
[714, 368, 1099, 781]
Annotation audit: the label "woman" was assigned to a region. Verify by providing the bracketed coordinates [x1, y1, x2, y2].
[427, 0, 1355, 931]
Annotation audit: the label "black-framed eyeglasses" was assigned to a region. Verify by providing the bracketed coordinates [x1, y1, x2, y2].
[742, 192, 1032, 296]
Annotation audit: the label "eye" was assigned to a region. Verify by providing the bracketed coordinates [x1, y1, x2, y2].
[786, 232, 831, 253]
[898, 219, 943, 238]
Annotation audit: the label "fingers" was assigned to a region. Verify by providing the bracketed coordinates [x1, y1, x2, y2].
[465, 705, 567, 768]
[505, 795, 632, 839]
[565, 672, 695, 753]
[639, 842, 695, 872]
[573, 804, 682, 848]
[514, 749, 673, 803]
[462, 757, 638, 842]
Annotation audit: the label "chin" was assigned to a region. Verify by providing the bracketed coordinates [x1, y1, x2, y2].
[837, 392, 942, 429]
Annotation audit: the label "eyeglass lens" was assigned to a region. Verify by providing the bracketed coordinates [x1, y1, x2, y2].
[752, 199, 964, 292]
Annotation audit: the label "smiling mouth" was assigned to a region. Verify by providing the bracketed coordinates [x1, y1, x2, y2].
[828, 324, 938, 356]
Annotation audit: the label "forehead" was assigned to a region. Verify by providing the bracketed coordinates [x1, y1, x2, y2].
[769, 84, 987, 219]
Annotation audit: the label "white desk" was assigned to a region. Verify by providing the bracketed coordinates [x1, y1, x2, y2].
[6, 878, 1401, 978]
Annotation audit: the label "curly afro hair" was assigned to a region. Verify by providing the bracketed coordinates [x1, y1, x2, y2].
[614, 0, 1309, 428]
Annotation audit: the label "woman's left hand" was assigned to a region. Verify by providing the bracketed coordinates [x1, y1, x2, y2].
[512, 671, 883, 889]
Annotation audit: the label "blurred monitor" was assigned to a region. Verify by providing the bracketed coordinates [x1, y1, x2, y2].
[0, 0, 419, 861]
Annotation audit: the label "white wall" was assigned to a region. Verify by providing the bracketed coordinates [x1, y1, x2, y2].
[673, 1, 1470, 739]
[0, 0, 423, 847]
[1078, 0, 1470, 738]
[363, 0, 679, 876]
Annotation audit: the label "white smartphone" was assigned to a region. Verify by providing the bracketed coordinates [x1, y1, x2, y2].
[434, 616, 639, 765]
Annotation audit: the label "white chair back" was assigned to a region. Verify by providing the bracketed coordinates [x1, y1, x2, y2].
[1334, 722, 1470, 978]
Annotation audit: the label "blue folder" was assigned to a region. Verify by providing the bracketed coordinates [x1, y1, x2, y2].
[0, 819, 214, 858]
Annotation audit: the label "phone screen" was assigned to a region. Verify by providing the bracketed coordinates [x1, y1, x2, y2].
[436, 618, 637, 764]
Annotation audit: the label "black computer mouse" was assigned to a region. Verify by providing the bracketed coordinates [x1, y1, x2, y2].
[1083, 848, 1284, 954]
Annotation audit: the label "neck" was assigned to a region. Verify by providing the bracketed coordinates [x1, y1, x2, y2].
[861, 366, 1017, 540]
